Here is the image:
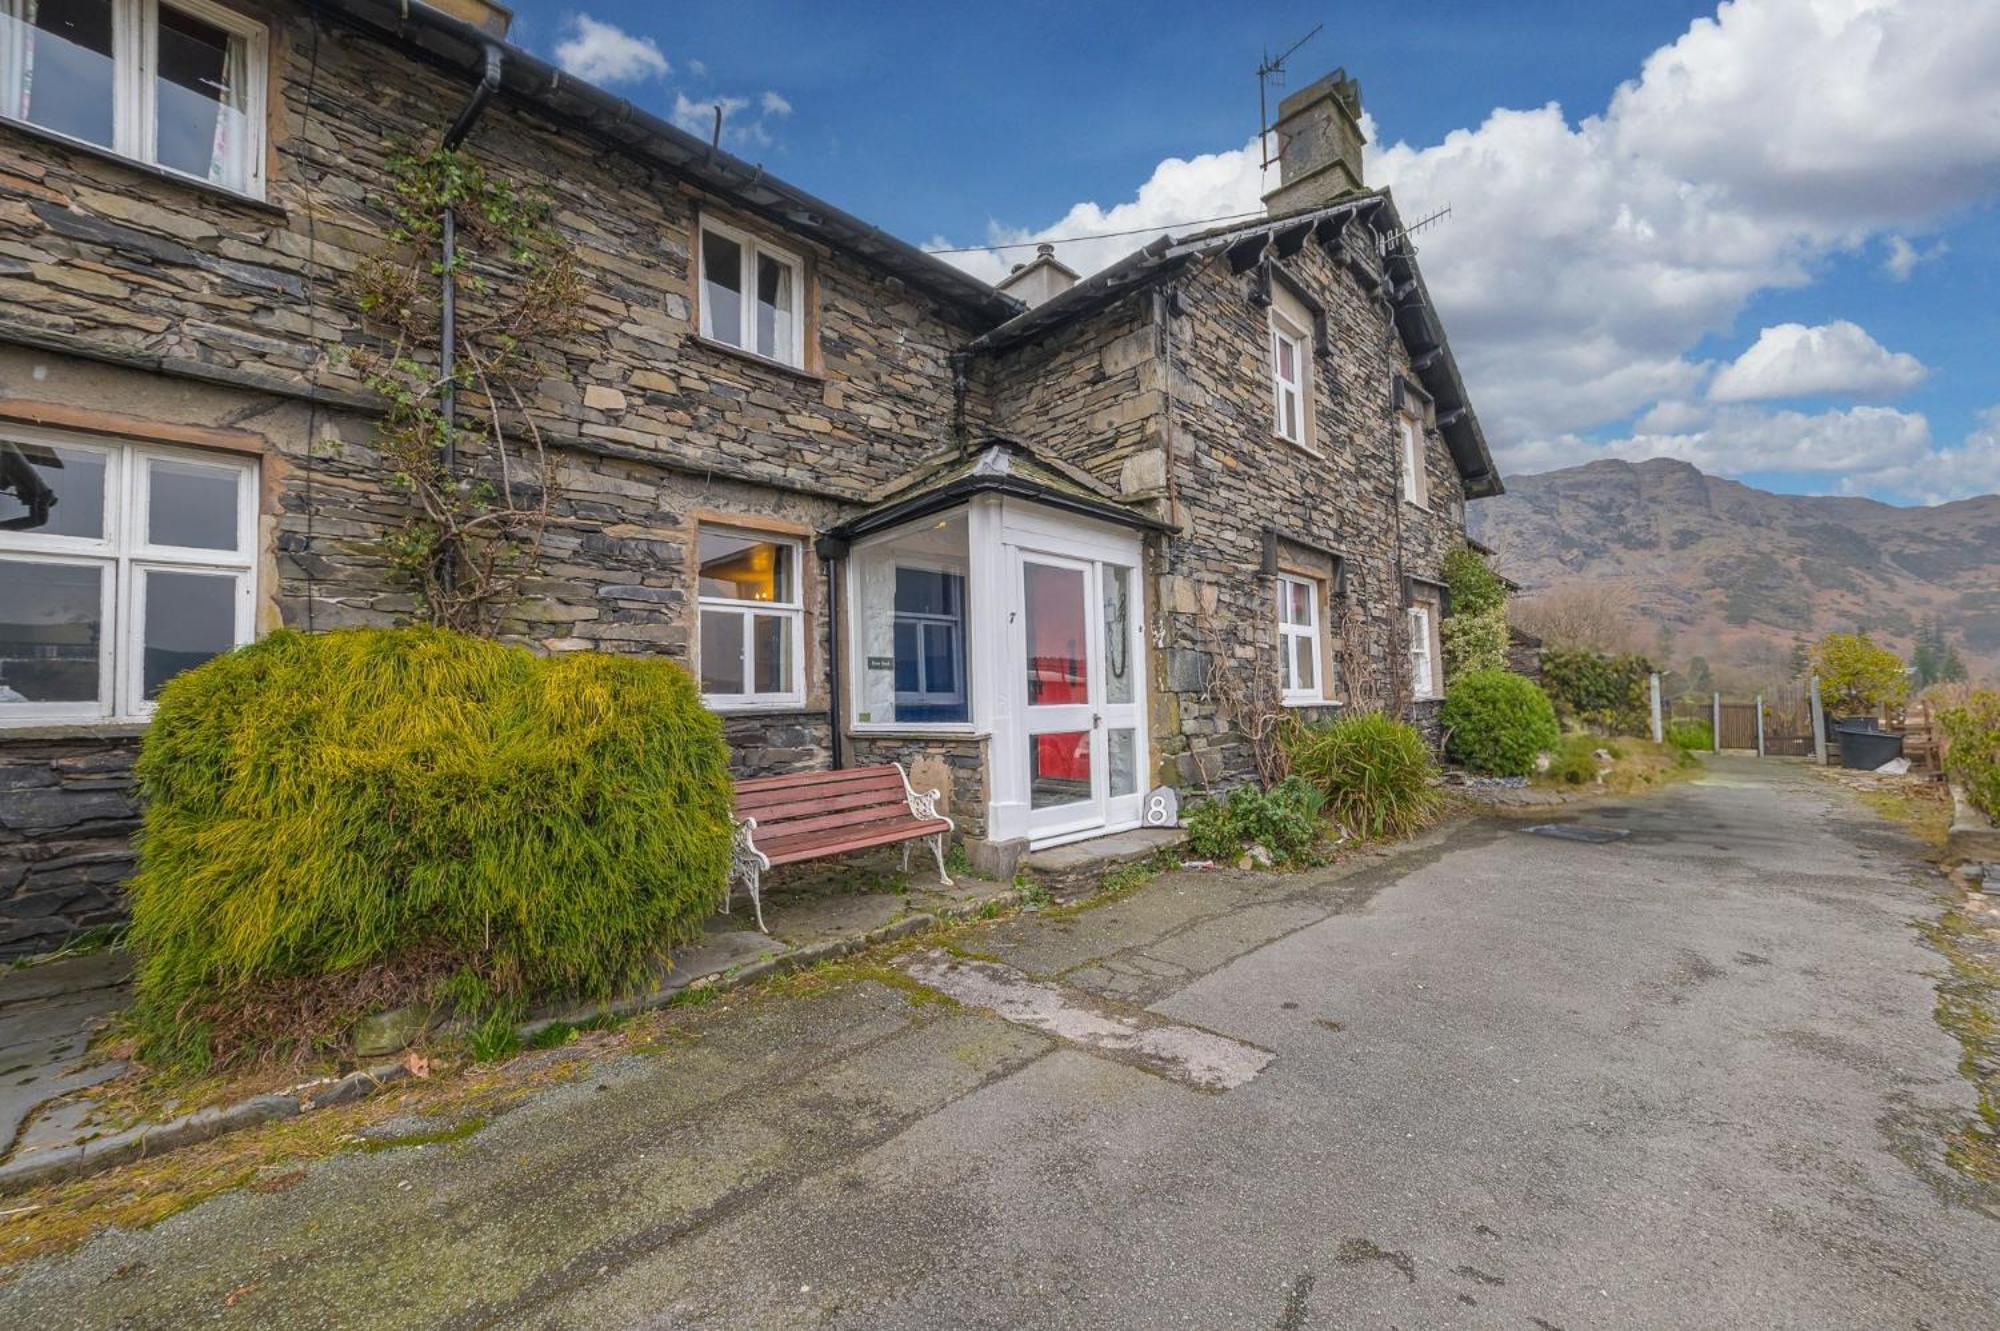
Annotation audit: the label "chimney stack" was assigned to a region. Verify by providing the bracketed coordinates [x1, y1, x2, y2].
[995, 241, 1081, 309]
[1262, 69, 1366, 215]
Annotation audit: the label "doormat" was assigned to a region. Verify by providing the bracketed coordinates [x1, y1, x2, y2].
[1522, 824, 1630, 844]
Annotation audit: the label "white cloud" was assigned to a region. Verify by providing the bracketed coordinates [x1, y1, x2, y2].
[1883, 234, 1948, 280]
[554, 15, 669, 86]
[761, 91, 793, 118]
[933, 0, 2000, 502]
[1839, 407, 2000, 505]
[1708, 320, 1926, 402]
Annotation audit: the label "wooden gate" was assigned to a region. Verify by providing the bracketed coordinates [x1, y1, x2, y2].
[1761, 686, 1814, 756]
[1718, 703, 1760, 750]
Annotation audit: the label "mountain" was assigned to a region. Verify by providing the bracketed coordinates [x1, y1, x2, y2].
[1466, 458, 2000, 683]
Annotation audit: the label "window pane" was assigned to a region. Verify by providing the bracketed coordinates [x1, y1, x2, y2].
[893, 567, 957, 617]
[755, 253, 795, 362]
[1277, 336, 1297, 384]
[922, 622, 956, 695]
[698, 530, 792, 603]
[1030, 731, 1090, 809]
[701, 229, 744, 348]
[1293, 635, 1316, 695]
[1024, 562, 1086, 705]
[1108, 727, 1137, 798]
[148, 456, 239, 550]
[142, 569, 235, 700]
[12, 0, 116, 148]
[750, 613, 790, 695]
[0, 440, 105, 539]
[700, 609, 744, 695]
[155, 5, 249, 190]
[0, 561, 102, 705]
[1289, 580, 1314, 626]
[1103, 564, 1133, 705]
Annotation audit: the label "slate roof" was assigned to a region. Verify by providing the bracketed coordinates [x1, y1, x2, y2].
[828, 439, 1176, 543]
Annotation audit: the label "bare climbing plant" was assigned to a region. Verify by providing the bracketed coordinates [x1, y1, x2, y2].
[1195, 611, 1294, 788]
[348, 145, 585, 634]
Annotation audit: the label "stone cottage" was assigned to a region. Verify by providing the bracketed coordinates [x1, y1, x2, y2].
[0, 0, 1499, 954]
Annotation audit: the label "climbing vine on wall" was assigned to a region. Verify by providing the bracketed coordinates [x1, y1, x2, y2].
[348, 145, 585, 635]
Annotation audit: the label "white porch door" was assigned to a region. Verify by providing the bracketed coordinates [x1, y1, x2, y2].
[1014, 550, 1144, 845]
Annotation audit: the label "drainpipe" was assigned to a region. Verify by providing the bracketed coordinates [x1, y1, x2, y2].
[435, 44, 504, 591]
[816, 536, 850, 769]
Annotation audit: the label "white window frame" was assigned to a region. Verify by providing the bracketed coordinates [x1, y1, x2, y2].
[696, 526, 806, 711]
[1276, 573, 1324, 705]
[0, 427, 257, 727]
[890, 561, 968, 719]
[1400, 410, 1430, 509]
[0, 0, 269, 199]
[1408, 603, 1437, 700]
[696, 214, 807, 369]
[1270, 314, 1308, 445]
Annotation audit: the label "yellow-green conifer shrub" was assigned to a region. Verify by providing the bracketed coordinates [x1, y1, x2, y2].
[127, 627, 734, 1067]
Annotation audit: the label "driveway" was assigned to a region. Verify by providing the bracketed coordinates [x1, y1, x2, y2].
[4, 757, 1996, 1328]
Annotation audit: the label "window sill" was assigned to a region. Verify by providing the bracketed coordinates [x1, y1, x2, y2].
[0, 116, 283, 218]
[691, 335, 827, 384]
[1281, 696, 1343, 710]
[1403, 497, 1431, 513]
[847, 724, 986, 740]
[0, 720, 150, 743]
[707, 701, 821, 717]
[1276, 435, 1325, 460]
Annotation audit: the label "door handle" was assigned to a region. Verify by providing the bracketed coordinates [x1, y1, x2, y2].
[1093, 714, 1101, 728]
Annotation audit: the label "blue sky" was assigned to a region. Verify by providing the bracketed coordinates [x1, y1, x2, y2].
[510, 1, 2000, 505]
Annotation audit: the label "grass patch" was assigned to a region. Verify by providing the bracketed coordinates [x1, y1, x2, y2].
[1854, 783, 1953, 854]
[1535, 735, 1699, 793]
[350, 1115, 489, 1154]
[1918, 897, 2000, 1191]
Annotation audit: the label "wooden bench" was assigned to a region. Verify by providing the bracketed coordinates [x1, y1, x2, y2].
[727, 764, 954, 932]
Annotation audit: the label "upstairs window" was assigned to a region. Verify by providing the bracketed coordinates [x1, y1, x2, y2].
[0, 0, 268, 198]
[698, 217, 805, 368]
[1276, 574, 1323, 704]
[697, 527, 804, 709]
[1400, 410, 1431, 508]
[1, 431, 257, 726]
[1270, 316, 1307, 445]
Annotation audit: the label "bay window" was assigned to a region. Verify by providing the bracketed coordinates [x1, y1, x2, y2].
[697, 526, 804, 708]
[0, 431, 257, 725]
[698, 216, 805, 368]
[1277, 574, 1323, 704]
[1, 0, 268, 197]
[852, 510, 971, 727]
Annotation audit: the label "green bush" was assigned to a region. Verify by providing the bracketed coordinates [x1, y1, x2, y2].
[1441, 546, 1507, 616]
[1543, 733, 1605, 786]
[1440, 669, 1560, 777]
[1440, 547, 1510, 679]
[1540, 649, 1653, 735]
[1937, 689, 2000, 820]
[1811, 631, 1909, 717]
[1183, 776, 1327, 864]
[1665, 719, 1713, 752]
[128, 627, 734, 1068]
[1284, 711, 1441, 840]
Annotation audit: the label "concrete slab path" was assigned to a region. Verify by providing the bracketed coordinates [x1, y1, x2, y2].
[2, 758, 1995, 1329]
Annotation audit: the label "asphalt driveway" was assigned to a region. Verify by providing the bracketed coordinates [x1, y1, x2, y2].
[4, 757, 1995, 1329]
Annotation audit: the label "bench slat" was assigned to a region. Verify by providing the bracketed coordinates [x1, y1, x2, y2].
[762, 818, 952, 865]
[738, 784, 912, 824]
[736, 769, 904, 808]
[734, 765, 904, 797]
[747, 804, 931, 842]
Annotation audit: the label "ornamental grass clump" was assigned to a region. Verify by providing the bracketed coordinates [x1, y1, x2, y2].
[1440, 669, 1561, 777]
[127, 627, 734, 1070]
[1284, 712, 1441, 841]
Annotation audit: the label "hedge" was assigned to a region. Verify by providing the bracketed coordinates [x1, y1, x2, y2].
[1440, 669, 1561, 777]
[1937, 689, 2000, 821]
[128, 627, 735, 1068]
[1540, 648, 1653, 735]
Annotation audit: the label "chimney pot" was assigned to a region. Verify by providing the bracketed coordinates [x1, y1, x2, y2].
[995, 242, 1081, 309]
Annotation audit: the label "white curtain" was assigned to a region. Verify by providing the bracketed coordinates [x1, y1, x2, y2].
[207, 25, 244, 189]
[1, 1, 38, 121]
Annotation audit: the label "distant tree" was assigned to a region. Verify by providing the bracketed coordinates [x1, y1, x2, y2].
[1810, 631, 1909, 717]
[1787, 641, 1812, 681]
[1940, 642, 1969, 684]
[1685, 656, 1714, 697]
[1510, 583, 1637, 655]
[1912, 617, 1944, 687]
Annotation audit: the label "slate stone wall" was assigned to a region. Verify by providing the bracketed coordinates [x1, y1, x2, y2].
[0, 734, 142, 956]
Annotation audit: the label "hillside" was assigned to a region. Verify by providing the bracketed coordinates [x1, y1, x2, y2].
[1466, 458, 2000, 682]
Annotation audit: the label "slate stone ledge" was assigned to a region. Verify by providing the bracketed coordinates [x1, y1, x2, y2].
[0, 724, 150, 744]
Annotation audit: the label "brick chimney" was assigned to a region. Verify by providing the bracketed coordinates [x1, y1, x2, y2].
[995, 242, 1081, 309]
[428, 0, 513, 39]
[1262, 69, 1366, 215]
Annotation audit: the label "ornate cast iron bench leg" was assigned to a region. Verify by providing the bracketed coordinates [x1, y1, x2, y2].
[728, 818, 770, 933]
[895, 764, 955, 888]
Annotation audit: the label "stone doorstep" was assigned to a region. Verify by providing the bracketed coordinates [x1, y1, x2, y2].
[1947, 783, 2000, 862]
[0, 883, 1022, 1198]
[1023, 828, 1185, 897]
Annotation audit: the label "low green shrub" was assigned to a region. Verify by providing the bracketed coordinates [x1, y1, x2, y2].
[1440, 669, 1561, 777]
[1665, 718, 1713, 752]
[1183, 776, 1327, 864]
[1541, 649, 1653, 735]
[1284, 711, 1441, 840]
[1544, 734, 1605, 786]
[127, 627, 735, 1069]
[1937, 689, 2000, 820]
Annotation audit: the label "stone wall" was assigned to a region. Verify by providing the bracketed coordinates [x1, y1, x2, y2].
[0, 733, 141, 957]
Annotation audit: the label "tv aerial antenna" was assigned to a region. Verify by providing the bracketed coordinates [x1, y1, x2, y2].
[1258, 23, 1323, 172]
